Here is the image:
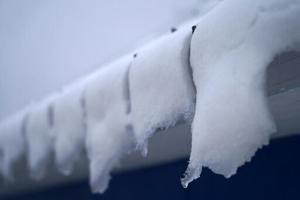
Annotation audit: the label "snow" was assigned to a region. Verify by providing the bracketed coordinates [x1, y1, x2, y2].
[0, 0, 300, 194]
[50, 85, 86, 175]
[0, 0, 205, 121]
[84, 57, 135, 193]
[25, 95, 58, 180]
[0, 110, 28, 180]
[129, 24, 196, 155]
[182, 0, 300, 188]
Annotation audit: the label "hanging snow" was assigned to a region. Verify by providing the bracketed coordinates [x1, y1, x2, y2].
[50, 84, 86, 175]
[182, 0, 300, 188]
[0, 0, 300, 194]
[25, 95, 57, 180]
[0, 109, 28, 180]
[129, 24, 196, 155]
[84, 56, 135, 194]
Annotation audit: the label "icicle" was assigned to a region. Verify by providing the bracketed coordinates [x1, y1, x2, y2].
[50, 85, 86, 176]
[25, 95, 57, 180]
[84, 56, 135, 194]
[0, 110, 28, 180]
[182, 0, 300, 187]
[129, 23, 196, 155]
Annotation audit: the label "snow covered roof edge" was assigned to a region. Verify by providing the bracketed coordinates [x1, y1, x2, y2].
[1, 0, 300, 194]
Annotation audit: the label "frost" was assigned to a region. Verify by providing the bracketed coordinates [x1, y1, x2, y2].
[50, 85, 86, 175]
[129, 24, 196, 155]
[84, 57, 135, 194]
[0, 110, 27, 180]
[25, 95, 57, 180]
[182, 0, 300, 187]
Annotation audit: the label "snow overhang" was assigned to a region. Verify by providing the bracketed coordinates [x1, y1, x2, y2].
[0, 51, 299, 196]
[1, 0, 300, 196]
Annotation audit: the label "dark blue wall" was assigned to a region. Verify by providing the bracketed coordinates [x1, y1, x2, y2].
[4, 135, 300, 200]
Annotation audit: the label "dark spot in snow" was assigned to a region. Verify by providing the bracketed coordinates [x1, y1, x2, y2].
[192, 25, 197, 33]
[171, 27, 177, 33]
[133, 53, 138, 58]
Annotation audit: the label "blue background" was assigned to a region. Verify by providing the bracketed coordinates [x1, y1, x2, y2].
[4, 135, 300, 200]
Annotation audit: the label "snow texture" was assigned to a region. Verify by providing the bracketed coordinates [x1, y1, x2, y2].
[25, 95, 58, 180]
[129, 23, 196, 155]
[0, 0, 300, 194]
[50, 84, 86, 175]
[182, 0, 300, 188]
[84, 57, 135, 193]
[0, 109, 28, 180]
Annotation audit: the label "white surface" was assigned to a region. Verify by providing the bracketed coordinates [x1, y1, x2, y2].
[0, 51, 299, 197]
[84, 57, 134, 193]
[51, 84, 86, 176]
[130, 24, 195, 155]
[0, 0, 212, 193]
[183, 0, 300, 187]
[25, 95, 57, 180]
[1, 0, 293, 196]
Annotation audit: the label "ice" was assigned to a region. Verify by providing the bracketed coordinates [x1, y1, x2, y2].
[182, 0, 300, 187]
[25, 95, 58, 180]
[50, 85, 86, 175]
[84, 57, 135, 194]
[0, 110, 28, 180]
[129, 24, 196, 155]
